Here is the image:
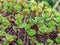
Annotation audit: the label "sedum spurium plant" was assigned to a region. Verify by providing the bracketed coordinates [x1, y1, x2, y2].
[56, 36, 60, 43]
[46, 39, 53, 45]
[4, 1, 13, 12]
[27, 29, 36, 36]
[6, 34, 17, 42]
[0, 0, 60, 45]
[0, 15, 3, 23]
[25, 24, 31, 31]
[36, 42, 43, 45]
[14, 4, 20, 11]
[17, 39, 23, 45]
[39, 24, 48, 33]
[15, 13, 21, 19]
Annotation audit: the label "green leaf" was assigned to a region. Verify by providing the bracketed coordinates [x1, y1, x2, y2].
[39, 24, 48, 33]
[31, 5, 38, 11]
[46, 21, 55, 28]
[15, 13, 21, 19]
[27, 29, 36, 36]
[17, 39, 23, 45]
[5, 2, 12, 12]
[43, 1, 49, 6]
[56, 36, 60, 43]
[0, 30, 6, 36]
[42, 13, 50, 19]
[31, 0, 36, 3]
[54, 13, 60, 23]
[46, 39, 53, 43]
[46, 39, 53, 45]
[7, 2, 12, 7]
[19, 23, 26, 28]
[54, 17, 60, 23]
[29, 18, 34, 25]
[15, 19, 22, 26]
[58, 23, 60, 29]
[0, 15, 3, 22]
[2, 41, 9, 45]
[35, 17, 43, 23]
[25, 24, 31, 31]
[51, 8, 56, 13]
[23, 8, 30, 14]
[3, 19, 10, 27]
[31, 37, 37, 42]
[47, 28, 53, 33]
[36, 42, 43, 45]
[6, 34, 16, 41]
[14, 4, 20, 11]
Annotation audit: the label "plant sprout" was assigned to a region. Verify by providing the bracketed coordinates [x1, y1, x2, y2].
[14, 4, 20, 11]
[39, 24, 48, 33]
[25, 24, 31, 31]
[15, 13, 21, 19]
[0, 30, 6, 36]
[56, 36, 60, 43]
[17, 39, 23, 45]
[27, 29, 36, 36]
[0, 15, 3, 22]
[3, 19, 10, 27]
[54, 13, 60, 23]
[15, 19, 22, 26]
[23, 8, 30, 14]
[46, 39, 53, 45]
[2, 41, 9, 45]
[31, 37, 37, 42]
[6, 34, 16, 41]
[31, 5, 38, 11]
[28, 18, 34, 25]
[54, 17, 60, 23]
[36, 42, 43, 45]
[46, 21, 55, 28]
[5, 2, 12, 12]
[0, 0, 60, 45]
[35, 17, 43, 23]
[42, 13, 50, 19]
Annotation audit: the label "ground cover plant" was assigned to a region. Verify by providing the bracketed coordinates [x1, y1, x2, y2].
[0, 0, 60, 45]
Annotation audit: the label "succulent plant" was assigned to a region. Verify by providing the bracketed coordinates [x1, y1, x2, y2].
[27, 29, 36, 36]
[0, 15, 3, 22]
[15, 13, 21, 19]
[36, 42, 43, 45]
[0, 0, 59, 45]
[4, 2, 13, 12]
[39, 24, 48, 33]
[56, 36, 60, 43]
[3, 19, 10, 27]
[35, 17, 43, 24]
[2, 41, 9, 45]
[14, 4, 20, 11]
[25, 24, 31, 31]
[15, 19, 22, 26]
[17, 39, 23, 45]
[28, 18, 34, 25]
[6, 34, 16, 41]
[46, 39, 53, 44]
[31, 37, 37, 42]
